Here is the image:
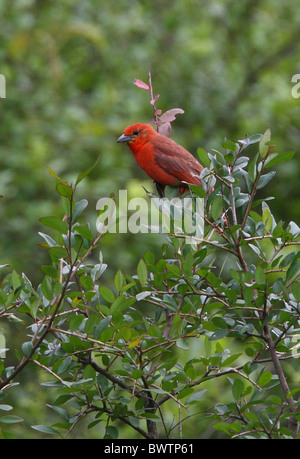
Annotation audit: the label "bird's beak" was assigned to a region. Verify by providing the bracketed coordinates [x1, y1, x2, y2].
[116, 133, 132, 143]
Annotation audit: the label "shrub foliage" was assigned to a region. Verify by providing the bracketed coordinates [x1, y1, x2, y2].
[0, 82, 299, 438]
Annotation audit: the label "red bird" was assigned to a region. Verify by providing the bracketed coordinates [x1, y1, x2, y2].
[116, 123, 205, 196]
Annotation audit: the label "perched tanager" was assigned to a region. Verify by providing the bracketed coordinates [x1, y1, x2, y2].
[117, 123, 205, 196]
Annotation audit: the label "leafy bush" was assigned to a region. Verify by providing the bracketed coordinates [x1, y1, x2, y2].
[0, 80, 299, 439]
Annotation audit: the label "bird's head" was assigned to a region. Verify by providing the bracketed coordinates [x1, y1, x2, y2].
[116, 123, 155, 144]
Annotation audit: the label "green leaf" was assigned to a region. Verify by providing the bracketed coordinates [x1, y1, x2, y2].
[221, 353, 242, 368]
[186, 390, 207, 404]
[48, 247, 68, 262]
[209, 329, 228, 340]
[114, 270, 125, 291]
[0, 405, 12, 412]
[232, 378, 244, 400]
[137, 259, 147, 287]
[47, 167, 69, 184]
[97, 373, 109, 393]
[75, 157, 99, 185]
[286, 260, 300, 285]
[56, 182, 73, 198]
[38, 232, 57, 247]
[292, 282, 300, 301]
[22, 341, 33, 357]
[40, 216, 68, 234]
[197, 147, 211, 168]
[128, 416, 140, 428]
[94, 316, 111, 339]
[69, 314, 85, 331]
[46, 404, 70, 421]
[132, 369, 143, 379]
[230, 269, 240, 283]
[255, 266, 266, 285]
[257, 171, 276, 190]
[248, 153, 258, 183]
[0, 415, 24, 424]
[271, 224, 283, 240]
[176, 339, 190, 350]
[41, 276, 53, 300]
[82, 364, 96, 381]
[57, 356, 74, 375]
[32, 425, 60, 435]
[213, 422, 232, 435]
[259, 128, 271, 158]
[287, 388, 300, 399]
[266, 151, 295, 168]
[164, 185, 179, 199]
[61, 195, 74, 217]
[212, 316, 228, 329]
[188, 183, 206, 198]
[72, 199, 88, 223]
[99, 286, 115, 303]
[136, 291, 151, 301]
[182, 251, 193, 276]
[224, 152, 234, 163]
[144, 251, 155, 265]
[262, 206, 272, 233]
[110, 295, 126, 313]
[258, 370, 272, 387]
[248, 133, 263, 144]
[128, 338, 141, 349]
[105, 425, 119, 439]
[222, 139, 237, 152]
[11, 270, 21, 290]
[75, 225, 93, 240]
[211, 196, 223, 220]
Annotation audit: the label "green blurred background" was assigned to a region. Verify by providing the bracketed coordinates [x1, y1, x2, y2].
[0, 0, 300, 438]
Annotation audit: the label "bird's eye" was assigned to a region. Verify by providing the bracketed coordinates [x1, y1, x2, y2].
[133, 129, 139, 135]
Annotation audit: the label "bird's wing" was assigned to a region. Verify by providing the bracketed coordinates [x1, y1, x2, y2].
[153, 137, 204, 186]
